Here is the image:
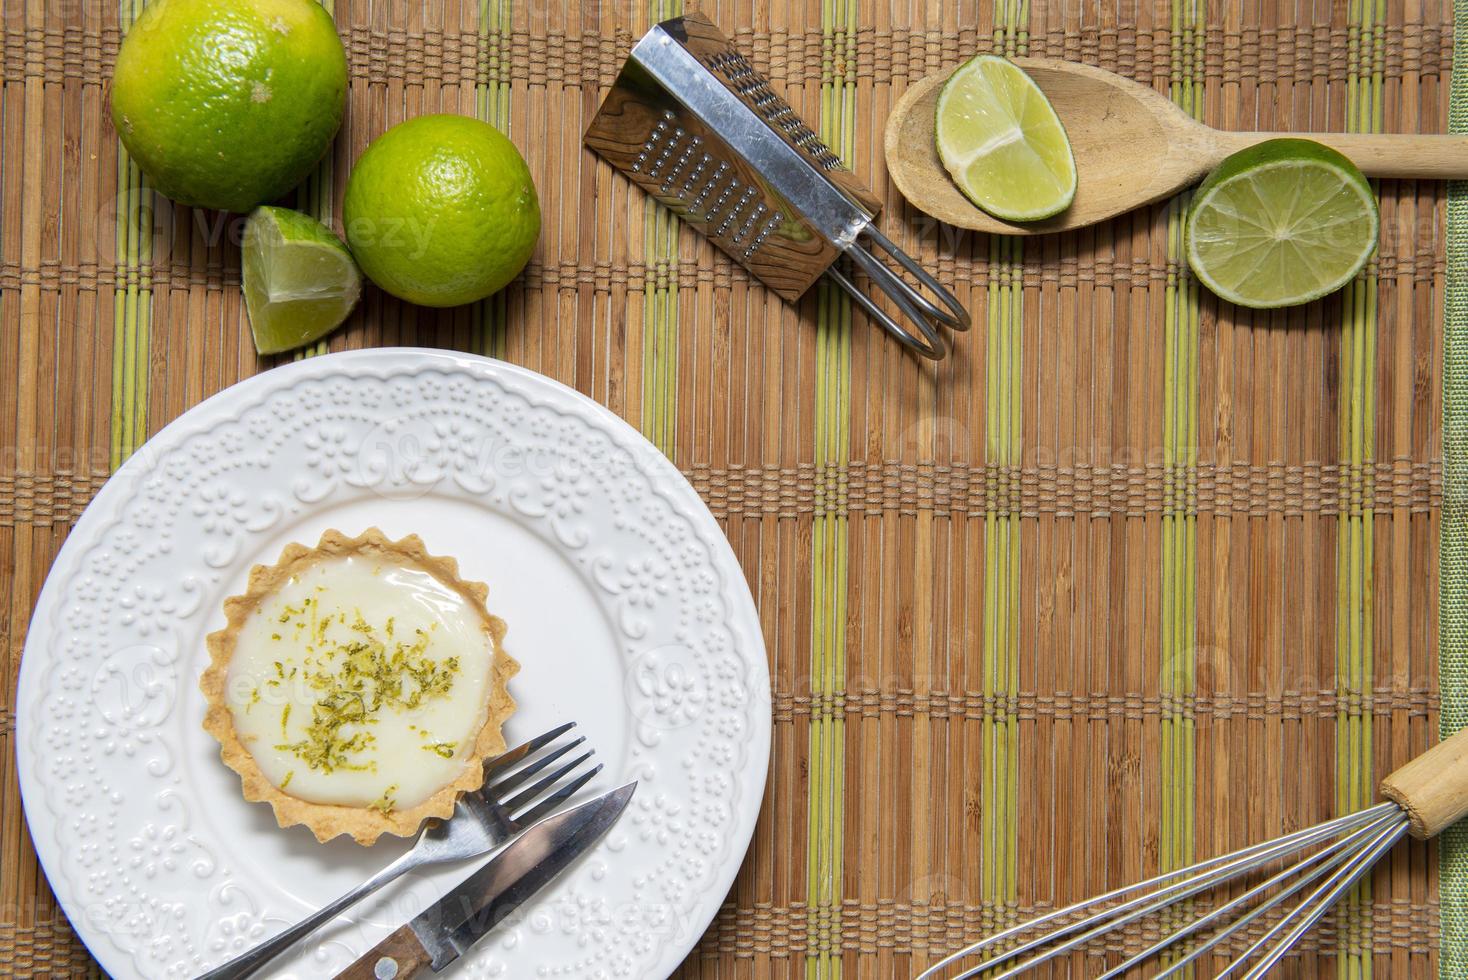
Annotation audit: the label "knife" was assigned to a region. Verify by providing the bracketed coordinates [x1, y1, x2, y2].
[332, 782, 636, 980]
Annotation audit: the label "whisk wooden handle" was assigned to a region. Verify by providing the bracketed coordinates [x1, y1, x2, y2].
[1380, 725, 1468, 838]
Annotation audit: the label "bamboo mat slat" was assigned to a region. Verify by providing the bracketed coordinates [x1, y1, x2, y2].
[0, 1, 1455, 978]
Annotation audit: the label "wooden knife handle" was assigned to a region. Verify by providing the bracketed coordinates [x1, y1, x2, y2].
[332, 924, 434, 980]
[1380, 725, 1468, 839]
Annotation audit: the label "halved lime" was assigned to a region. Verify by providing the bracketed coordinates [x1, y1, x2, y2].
[1185, 138, 1378, 309]
[242, 206, 361, 355]
[935, 54, 1077, 221]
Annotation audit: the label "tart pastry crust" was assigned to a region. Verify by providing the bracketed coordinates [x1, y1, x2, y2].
[200, 528, 518, 845]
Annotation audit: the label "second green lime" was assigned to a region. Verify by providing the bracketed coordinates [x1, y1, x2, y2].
[344, 115, 540, 308]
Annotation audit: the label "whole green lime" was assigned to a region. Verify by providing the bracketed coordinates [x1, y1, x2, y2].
[343, 115, 540, 307]
[110, 0, 347, 212]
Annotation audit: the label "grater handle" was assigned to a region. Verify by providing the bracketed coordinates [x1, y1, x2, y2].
[831, 225, 971, 360]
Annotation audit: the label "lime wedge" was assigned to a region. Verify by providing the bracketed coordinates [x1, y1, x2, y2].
[1185, 138, 1378, 309]
[242, 206, 361, 355]
[935, 55, 1077, 221]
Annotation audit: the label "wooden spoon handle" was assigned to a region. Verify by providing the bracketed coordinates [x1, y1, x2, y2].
[1380, 725, 1468, 838]
[1221, 131, 1468, 179]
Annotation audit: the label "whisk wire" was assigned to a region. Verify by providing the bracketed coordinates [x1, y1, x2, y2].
[976, 812, 1389, 980]
[1142, 808, 1407, 980]
[917, 802, 1404, 980]
[1229, 814, 1409, 980]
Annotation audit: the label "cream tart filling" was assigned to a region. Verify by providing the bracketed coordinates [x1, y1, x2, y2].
[202, 529, 518, 845]
[227, 556, 494, 811]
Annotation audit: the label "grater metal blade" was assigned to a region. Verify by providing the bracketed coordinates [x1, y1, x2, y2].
[584, 11, 970, 360]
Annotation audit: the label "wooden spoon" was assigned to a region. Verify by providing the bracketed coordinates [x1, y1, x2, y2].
[885, 57, 1468, 236]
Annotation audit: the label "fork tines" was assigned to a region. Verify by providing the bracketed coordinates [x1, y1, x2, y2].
[484, 722, 604, 827]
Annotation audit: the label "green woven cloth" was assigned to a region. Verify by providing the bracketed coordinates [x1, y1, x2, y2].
[1443, 4, 1468, 974]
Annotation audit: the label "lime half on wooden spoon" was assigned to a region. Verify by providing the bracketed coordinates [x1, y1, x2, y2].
[1185, 138, 1379, 309]
[935, 54, 1077, 221]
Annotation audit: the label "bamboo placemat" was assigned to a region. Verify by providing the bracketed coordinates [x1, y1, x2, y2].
[0, 0, 1455, 977]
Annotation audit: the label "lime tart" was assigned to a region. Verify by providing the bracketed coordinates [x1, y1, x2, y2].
[201, 528, 518, 844]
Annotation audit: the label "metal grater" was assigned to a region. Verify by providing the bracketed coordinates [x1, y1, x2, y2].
[584, 12, 969, 359]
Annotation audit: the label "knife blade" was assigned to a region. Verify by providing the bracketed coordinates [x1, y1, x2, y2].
[332, 782, 636, 980]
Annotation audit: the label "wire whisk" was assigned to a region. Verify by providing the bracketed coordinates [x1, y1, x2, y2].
[919, 724, 1468, 979]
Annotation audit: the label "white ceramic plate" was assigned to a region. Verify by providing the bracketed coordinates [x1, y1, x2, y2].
[17, 349, 770, 979]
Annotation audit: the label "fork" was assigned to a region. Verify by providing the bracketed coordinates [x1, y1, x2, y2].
[198, 721, 601, 980]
